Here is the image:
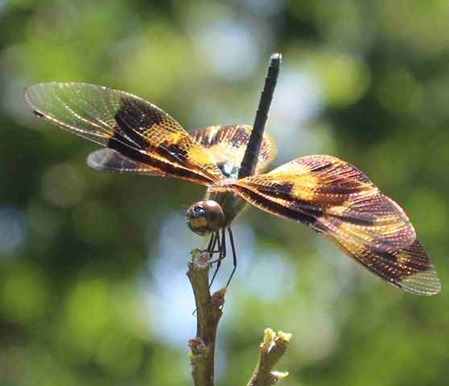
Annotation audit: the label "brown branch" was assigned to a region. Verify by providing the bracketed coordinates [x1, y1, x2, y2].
[247, 328, 291, 386]
[187, 249, 226, 386]
[187, 250, 291, 385]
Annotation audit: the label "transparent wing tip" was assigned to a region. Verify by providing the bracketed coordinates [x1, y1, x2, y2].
[87, 148, 121, 172]
[87, 148, 156, 176]
[399, 266, 441, 296]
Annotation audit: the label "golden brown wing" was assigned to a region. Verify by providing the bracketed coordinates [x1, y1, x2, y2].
[227, 155, 440, 295]
[25, 82, 222, 185]
[189, 125, 277, 179]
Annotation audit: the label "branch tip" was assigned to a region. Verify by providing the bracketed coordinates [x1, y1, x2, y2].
[190, 248, 211, 269]
[247, 328, 292, 386]
[270, 371, 289, 383]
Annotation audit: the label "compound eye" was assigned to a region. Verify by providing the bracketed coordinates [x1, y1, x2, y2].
[185, 200, 225, 236]
[191, 206, 205, 217]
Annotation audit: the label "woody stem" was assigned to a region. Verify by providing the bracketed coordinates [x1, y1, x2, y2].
[187, 249, 226, 386]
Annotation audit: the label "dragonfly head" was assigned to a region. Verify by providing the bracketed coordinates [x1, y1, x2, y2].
[186, 200, 226, 236]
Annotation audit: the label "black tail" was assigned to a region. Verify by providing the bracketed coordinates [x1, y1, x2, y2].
[238, 53, 282, 179]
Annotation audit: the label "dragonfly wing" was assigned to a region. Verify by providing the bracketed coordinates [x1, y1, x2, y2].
[25, 82, 222, 185]
[190, 125, 277, 179]
[230, 155, 440, 295]
[87, 149, 157, 175]
[329, 235, 440, 295]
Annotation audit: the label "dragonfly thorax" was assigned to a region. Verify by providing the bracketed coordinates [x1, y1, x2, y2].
[217, 161, 239, 179]
[186, 200, 226, 236]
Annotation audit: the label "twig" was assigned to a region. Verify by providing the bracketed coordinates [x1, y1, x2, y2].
[187, 250, 291, 385]
[187, 249, 226, 386]
[247, 328, 292, 386]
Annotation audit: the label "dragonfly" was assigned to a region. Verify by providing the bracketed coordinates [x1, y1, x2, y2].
[24, 58, 440, 296]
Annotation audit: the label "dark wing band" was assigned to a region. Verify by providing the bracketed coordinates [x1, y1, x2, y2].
[25, 82, 222, 185]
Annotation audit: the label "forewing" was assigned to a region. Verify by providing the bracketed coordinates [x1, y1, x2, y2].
[190, 125, 277, 179]
[230, 155, 440, 295]
[25, 82, 222, 185]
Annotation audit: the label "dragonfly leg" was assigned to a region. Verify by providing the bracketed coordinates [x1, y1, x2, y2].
[225, 227, 237, 287]
[206, 231, 220, 254]
[209, 229, 227, 288]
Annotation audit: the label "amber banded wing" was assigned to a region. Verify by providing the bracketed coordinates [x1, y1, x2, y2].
[189, 125, 277, 179]
[228, 155, 440, 295]
[25, 82, 223, 185]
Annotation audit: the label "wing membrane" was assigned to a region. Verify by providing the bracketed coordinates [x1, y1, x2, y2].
[190, 125, 277, 179]
[87, 149, 157, 175]
[229, 155, 440, 295]
[25, 82, 222, 185]
[331, 236, 440, 295]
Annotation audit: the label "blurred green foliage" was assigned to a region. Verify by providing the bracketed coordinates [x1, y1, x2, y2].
[1, 1, 448, 385]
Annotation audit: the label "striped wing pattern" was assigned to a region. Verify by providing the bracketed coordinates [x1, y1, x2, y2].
[25, 82, 440, 295]
[25, 82, 222, 185]
[88, 124, 276, 178]
[229, 155, 440, 295]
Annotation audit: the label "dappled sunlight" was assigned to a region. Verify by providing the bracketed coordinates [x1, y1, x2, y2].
[194, 19, 261, 81]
